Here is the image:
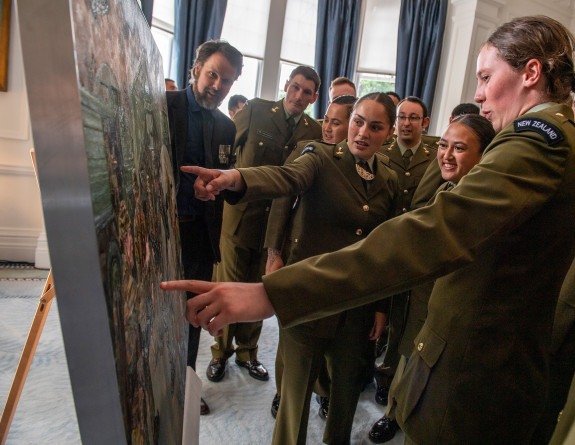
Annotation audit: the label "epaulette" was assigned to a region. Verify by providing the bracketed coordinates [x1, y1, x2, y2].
[513, 115, 565, 146]
[421, 142, 436, 156]
[375, 151, 392, 167]
[421, 134, 440, 150]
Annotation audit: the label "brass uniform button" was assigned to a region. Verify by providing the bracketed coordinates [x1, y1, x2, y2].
[259, 141, 263, 146]
[363, 205, 369, 212]
[403, 189, 409, 194]
[417, 342, 424, 351]
[405, 171, 411, 177]
[356, 229, 363, 236]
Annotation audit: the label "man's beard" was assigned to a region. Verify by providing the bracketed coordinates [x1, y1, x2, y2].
[193, 84, 221, 110]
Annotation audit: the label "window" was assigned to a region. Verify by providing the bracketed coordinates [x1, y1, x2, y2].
[151, 0, 175, 81]
[277, 0, 318, 114]
[220, 0, 318, 114]
[356, 0, 401, 96]
[220, 0, 271, 112]
[280, 0, 317, 67]
[151, 0, 401, 114]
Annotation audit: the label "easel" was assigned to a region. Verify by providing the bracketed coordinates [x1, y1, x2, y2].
[0, 150, 55, 444]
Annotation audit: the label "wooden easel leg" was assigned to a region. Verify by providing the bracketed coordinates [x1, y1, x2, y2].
[0, 270, 56, 444]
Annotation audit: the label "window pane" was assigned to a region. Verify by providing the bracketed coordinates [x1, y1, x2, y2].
[280, 0, 318, 66]
[219, 56, 262, 115]
[278, 61, 297, 99]
[152, 0, 175, 28]
[151, 26, 174, 79]
[221, 0, 271, 58]
[357, 72, 396, 97]
[357, 0, 401, 74]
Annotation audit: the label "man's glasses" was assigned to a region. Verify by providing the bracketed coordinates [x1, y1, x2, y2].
[397, 115, 423, 122]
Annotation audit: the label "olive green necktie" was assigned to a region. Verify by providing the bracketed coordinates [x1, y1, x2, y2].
[403, 148, 413, 169]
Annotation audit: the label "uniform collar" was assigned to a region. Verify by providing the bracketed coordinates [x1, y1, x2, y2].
[396, 139, 422, 156]
[526, 102, 558, 114]
[282, 101, 303, 124]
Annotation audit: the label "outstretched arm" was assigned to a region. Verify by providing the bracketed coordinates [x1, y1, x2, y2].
[180, 165, 244, 201]
[160, 280, 275, 336]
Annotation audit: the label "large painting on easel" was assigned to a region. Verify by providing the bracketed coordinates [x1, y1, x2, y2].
[17, 1, 187, 443]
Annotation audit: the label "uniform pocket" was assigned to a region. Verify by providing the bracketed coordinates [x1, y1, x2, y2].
[394, 324, 446, 422]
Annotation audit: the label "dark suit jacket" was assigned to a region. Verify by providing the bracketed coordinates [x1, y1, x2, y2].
[166, 87, 236, 261]
[221, 98, 322, 250]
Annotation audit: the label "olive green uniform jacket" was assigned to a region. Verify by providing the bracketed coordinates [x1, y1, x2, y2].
[379, 140, 437, 214]
[534, 256, 575, 443]
[262, 104, 575, 444]
[221, 98, 322, 251]
[230, 141, 399, 335]
[377, 139, 437, 376]
[410, 159, 445, 210]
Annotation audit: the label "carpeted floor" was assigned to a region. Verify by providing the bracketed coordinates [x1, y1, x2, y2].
[0, 263, 404, 444]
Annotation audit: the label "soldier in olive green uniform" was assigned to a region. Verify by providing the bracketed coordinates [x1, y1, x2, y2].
[375, 96, 437, 405]
[265, 95, 358, 420]
[183, 93, 398, 444]
[410, 103, 481, 223]
[259, 106, 575, 445]
[369, 114, 496, 443]
[163, 16, 575, 445]
[207, 66, 322, 383]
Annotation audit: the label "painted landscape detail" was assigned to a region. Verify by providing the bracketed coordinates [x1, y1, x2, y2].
[71, 0, 186, 442]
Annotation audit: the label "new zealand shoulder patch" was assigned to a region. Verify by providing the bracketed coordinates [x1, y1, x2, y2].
[301, 144, 316, 155]
[513, 117, 564, 146]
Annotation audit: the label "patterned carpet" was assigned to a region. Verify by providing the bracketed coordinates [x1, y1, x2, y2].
[0, 263, 403, 444]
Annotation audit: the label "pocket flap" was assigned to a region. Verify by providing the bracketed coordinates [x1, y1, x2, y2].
[413, 324, 446, 368]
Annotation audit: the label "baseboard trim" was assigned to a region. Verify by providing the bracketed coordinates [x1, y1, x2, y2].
[0, 227, 42, 263]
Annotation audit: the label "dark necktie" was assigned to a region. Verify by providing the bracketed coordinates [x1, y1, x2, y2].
[403, 148, 413, 169]
[287, 116, 296, 135]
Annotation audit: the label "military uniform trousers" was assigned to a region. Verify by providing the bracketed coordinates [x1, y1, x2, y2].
[272, 311, 374, 445]
[211, 230, 265, 361]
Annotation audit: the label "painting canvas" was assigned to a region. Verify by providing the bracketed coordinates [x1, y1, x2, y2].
[17, 0, 187, 443]
[0, 0, 11, 91]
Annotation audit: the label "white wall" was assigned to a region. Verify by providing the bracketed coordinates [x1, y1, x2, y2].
[0, 4, 45, 264]
[430, 0, 575, 136]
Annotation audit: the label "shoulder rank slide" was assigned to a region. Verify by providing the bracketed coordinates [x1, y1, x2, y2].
[514, 117, 564, 146]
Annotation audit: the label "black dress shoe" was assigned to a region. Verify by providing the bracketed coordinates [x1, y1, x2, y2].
[206, 358, 227, 382]
[235, 359, 269, 381]
[368, 415, 399, 443]
[271, 393, 280, 418]
[200, 398, 210, 415]
[375, 384, 389, 405]
[315, 394, 329, 420]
